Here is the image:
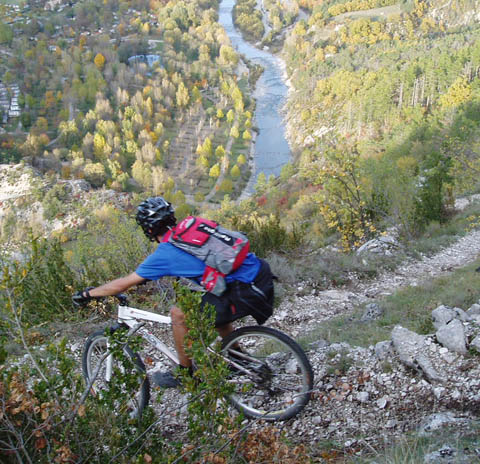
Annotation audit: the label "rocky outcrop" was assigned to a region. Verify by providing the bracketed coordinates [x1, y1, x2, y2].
[436, 319, 467, 354]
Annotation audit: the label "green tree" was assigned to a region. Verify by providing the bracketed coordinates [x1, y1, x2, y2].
[255, 172, 267, 193]
[309, 147, 374, 251]
[0, 21, 13, 44]
[84, 163, 107, 187]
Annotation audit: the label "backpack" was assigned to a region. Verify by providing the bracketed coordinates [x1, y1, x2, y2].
[163, 216, 250, 296]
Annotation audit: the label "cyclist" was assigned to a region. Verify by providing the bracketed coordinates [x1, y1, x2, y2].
[73, 196, 274, 388]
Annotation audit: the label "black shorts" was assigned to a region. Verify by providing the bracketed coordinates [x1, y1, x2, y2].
[201, 259, 274, 327]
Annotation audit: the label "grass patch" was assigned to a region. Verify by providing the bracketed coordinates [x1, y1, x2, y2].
[352, 422, 480, 463]
[300, 257, 480, 348]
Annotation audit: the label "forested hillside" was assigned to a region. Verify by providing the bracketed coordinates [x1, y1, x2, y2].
[259, 0, 480, 249]
[0, 0, 253, 210]
[2, 0, 480, 462]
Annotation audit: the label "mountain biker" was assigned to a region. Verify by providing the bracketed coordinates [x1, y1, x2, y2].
[73, 196, 274, 388]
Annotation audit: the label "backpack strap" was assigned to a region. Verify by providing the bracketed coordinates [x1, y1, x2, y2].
[161, 229, 174, 242]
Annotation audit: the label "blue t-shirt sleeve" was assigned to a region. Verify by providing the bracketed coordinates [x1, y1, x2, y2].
[135, 243, 205, 281]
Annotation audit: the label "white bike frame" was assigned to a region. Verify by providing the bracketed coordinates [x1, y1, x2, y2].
[101, 302, 250, 383]
[116, 304, 180, 365]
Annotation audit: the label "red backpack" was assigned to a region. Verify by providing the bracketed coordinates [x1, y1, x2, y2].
[163, 216, 250, 296]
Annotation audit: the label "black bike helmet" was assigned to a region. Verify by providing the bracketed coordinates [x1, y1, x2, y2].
[136, 197, 176, 240]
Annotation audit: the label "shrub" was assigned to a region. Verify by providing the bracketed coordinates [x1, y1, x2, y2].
[0, 335, 161, 463]
[1, 236, 81, 328]
[414, 150, 452, 228]
[70, 207, 153, 286]
[231, 213, 303, 258]
[175, 283, 237, 461]
[42, 183, 68, 220]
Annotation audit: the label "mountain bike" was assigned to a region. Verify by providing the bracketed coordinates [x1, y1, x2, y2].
[82, 294, 314, 422]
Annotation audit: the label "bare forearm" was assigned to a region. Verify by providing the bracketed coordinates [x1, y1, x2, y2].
[89, 273, 146, 297]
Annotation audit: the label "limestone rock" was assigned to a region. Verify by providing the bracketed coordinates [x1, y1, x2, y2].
[356, 235, 399, 256]
[432, 305, 469, 329]
[356, 392, 369, 403]
[416, 353, 445, 383]
[391, 326, 426, 367]
[431, 305, 457, 329]
[423, 445, 471, 463]
[468, 303, 480, 316]
[361, 303, 384, 321]
[374, 340, 393, 359]
[418, 412, 464, 436]
[436, 319, 467, 354]
[470, 334, 480, 352]
[466, 303, 480, 322]
[391, 326, 444, 382]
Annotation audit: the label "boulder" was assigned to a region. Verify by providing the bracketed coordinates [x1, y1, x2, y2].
[374, 340, 393, 359]
[415, 354, 445, 383]
[436, 319, 467, 354]
[418, 412, 465, 436]
[432, 306, 469, 329]
[423, 445, 471, 463]
[391, 326, 444, 382]
[361, 303, 384, 321]
[466, 303, 480, 322]
[356, 235, 399, 256]
[431, 305, 457, 329]
[470, 334, 480, 352]
[391, 326, 427, 367]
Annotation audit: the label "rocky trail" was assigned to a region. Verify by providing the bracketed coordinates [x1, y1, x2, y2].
[120, 196, 480, 461]
[7, 182, 479, 460]
[270, 196, 480, 339]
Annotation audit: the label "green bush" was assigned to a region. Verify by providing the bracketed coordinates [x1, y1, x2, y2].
[70, 207, 153, 286]
[231, 214, 302, 258]
[42, 184, 68, 220]
[414, 150, 453, 229]
[175, 283, 237, 461]
[1, 237, 80, 328]
[0, 336, 162, 463]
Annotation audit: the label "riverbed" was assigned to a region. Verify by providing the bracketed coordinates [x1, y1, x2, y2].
[218, 0, 291, 193]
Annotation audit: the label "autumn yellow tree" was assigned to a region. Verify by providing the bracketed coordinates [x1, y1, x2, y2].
[308, 146, 375, 251]
[94, 53, 106, 70]
[438, 77, 472, 109]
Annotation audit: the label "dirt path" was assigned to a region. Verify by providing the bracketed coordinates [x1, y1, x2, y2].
[269, 195, 480, 337]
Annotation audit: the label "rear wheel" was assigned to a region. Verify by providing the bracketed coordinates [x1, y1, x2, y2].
[82, 327, 150, 420]
[221, 326, 313, 421]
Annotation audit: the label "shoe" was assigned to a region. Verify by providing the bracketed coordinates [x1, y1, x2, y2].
[151, 370, 181, 388]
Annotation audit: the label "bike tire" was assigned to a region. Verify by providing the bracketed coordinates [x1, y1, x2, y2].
[221, 326, 313, 421]
[82, 327, 150, 420]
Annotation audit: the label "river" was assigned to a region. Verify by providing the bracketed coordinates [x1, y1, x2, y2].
[218, 0, 291, 193]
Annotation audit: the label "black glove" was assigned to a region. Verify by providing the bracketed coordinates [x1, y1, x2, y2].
[72, 288, 94, 307]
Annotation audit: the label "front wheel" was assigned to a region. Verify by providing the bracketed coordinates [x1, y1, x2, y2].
[82, 327, 150, 420]
[221, 326, 314, 421]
